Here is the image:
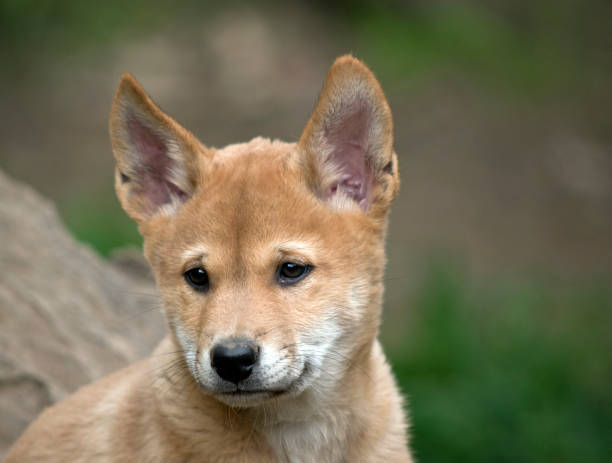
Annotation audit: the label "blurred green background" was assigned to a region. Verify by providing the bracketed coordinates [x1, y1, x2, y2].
[1, 0, 611, 461]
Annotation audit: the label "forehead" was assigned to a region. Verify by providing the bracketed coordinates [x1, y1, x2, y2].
[171, 138, 344, 255]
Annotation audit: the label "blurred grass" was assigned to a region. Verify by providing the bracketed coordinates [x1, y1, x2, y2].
[322, 0, 611, 104]
[354, 6, 575, 97]
[389, 264, 612, 462]
[62, 195, 141, 256]
[3, 0, 610, 99]
[0, 0, 191, 70]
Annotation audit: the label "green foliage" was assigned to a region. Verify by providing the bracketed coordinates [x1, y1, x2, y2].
[389, 265, 612, 462]
[346, 2, 594, 99]
[3, 0, 609, 97]
[0, 0, 226, 73]
[62, 195, 141, 257]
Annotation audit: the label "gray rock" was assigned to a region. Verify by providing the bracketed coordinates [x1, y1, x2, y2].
[0, 169, 165, 455]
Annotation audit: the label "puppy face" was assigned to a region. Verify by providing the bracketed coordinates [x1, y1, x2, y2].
[110, 56, 399, 407]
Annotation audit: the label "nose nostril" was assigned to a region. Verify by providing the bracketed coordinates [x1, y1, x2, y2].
[211, 340, 258, 384]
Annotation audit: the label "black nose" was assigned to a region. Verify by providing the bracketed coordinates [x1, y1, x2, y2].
[211, 339, 258, 384]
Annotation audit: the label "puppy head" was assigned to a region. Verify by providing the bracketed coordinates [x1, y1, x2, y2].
[110, 56, 399, 407]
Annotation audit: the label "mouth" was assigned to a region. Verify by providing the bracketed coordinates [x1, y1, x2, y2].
[217, 389, 284, 400]
[208, 363, 311, 404]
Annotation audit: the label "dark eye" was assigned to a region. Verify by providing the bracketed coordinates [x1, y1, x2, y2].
[184, 267, 210, 292]
[277, 262, 311, 285]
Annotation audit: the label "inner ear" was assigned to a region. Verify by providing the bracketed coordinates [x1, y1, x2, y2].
[299, 56, 396, 214]
[125, 114, 189, 208]
[324, 103, 372, 208]
[110, 72, 205, 223]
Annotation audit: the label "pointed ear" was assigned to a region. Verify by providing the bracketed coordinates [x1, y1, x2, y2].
[109, 73, 207, 224]
[298, 55, 399, 215]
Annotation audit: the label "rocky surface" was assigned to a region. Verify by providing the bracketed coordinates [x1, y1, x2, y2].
[0, 169, 165, 455]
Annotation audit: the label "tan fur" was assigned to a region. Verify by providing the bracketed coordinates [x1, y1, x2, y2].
[5, 55, 413, 462]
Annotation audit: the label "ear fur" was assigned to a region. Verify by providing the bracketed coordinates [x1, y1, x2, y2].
[109, 73, 207, 224]
[299, 55, 399, 216]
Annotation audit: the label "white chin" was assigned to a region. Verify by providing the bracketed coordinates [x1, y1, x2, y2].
[213, 390, 281, 408]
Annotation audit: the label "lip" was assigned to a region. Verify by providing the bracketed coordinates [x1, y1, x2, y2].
[218, 389, 284, 398]
[215, 363, 310, 399]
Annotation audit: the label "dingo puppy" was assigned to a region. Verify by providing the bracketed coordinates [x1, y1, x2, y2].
[5, 55, 413, 462]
